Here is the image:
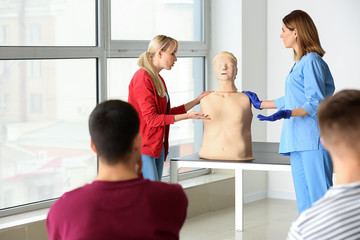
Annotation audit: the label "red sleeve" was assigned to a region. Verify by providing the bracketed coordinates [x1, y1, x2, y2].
[170, 104, 186, 115]
[131, 71, 175, 127]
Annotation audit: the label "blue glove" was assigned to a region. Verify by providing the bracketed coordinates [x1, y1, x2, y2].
[242, 91, 262, 109]
[257, 110, 292, 122]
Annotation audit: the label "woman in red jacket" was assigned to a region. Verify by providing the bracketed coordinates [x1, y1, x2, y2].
[128, 35, 211, 181]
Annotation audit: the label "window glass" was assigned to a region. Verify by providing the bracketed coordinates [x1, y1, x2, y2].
[0, 59, 97, 209]
[107, 57, 204, 176]
[111, 0, 203, 41]
[0, 0, 96, 46]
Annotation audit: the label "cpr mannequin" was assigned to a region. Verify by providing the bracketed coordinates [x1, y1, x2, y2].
[198, 51, 254, 161]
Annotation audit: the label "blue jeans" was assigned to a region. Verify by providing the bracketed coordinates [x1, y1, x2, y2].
[290, 143, 333, 214]
[141, 146, 165, 181]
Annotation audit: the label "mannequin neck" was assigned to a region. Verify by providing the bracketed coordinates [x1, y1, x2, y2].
[216, 79, 237, 92]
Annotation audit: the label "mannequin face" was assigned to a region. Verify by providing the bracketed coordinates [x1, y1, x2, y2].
[214, 55, 237, 81]
[280, 23, 297, 49]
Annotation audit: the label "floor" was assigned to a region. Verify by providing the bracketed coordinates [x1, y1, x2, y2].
[180, 198, 298, 240]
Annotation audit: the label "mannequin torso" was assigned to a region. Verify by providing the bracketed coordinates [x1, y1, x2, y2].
[199, 91, 254, 160]
[198, 52, 254, 161]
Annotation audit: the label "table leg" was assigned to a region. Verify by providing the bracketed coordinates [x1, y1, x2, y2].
[170, 161, 179, 183]
[235, 169, 243, 231]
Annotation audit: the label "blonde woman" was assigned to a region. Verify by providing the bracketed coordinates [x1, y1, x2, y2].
[244, 10, 335, 214]
[128, 35, 211, 181]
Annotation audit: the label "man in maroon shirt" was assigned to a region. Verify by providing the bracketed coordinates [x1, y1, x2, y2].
[46, 100, 188, 240]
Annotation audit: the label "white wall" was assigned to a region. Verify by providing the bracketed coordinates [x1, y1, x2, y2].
[242, 0, 268, 142]
[209, 0, 242, 90]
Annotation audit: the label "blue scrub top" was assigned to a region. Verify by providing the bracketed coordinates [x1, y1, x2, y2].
[274, 52, 335, 155]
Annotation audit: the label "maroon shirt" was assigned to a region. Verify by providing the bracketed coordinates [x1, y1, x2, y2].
[46, 177, 188, 240]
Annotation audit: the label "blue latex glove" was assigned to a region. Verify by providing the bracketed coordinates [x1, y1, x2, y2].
[257, 110, 292, 122]
[242, 91, 262, 109]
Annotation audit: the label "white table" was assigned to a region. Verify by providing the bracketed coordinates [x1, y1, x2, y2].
[169, 142, 291, 231]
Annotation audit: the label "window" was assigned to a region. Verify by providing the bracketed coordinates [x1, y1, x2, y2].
[30, 94, 43, 113]
[29, 61, 42, 79]
[0, 1, 96, 46]
[111, 0, 203, 41]
[0, 0, 209, 216]
[29, 24, 41, 44]
[0, 59, 97, 210]
[1, 25, 8, 44]
[0, 0, 98, 216]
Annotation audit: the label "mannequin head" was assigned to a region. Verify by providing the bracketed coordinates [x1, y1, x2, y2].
[213, 51, 238, 81]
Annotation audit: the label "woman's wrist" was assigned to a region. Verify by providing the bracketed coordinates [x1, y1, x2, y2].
[174, 113, 188, 122]
[260, 100, 276, 109]
[184, 100, 197, 111]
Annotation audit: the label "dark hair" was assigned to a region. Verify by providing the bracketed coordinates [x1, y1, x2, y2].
[89, 100, 140, 165]
[283, 10, 325, 61]
[318, 89, 360, 151]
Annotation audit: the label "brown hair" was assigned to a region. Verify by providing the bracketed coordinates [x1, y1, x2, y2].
[318, 89, 360, 152]
[283, 10, 325, 61]
[138, 35, 178, 97]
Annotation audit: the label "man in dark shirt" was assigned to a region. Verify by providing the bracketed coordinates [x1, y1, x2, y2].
[47, 100, 188, 240]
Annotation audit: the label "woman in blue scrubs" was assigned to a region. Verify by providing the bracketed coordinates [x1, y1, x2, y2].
[244, 10, 335, 214]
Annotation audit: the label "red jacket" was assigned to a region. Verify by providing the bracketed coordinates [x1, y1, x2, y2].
[128, 68, 186, 160]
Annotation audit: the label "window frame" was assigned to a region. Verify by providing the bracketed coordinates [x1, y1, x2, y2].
[0, 0, 211, 217]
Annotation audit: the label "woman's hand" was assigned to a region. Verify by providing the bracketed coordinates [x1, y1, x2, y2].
[187, 111, 211, 120]
[257, 110, 292, 121]
[174, 111, 211, 122]
[184, 91, 213, 111]
[195, 91, 213, 104]
[242, 91, 262, 109]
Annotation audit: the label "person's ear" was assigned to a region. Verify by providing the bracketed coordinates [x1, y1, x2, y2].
[320, 136, 329, 151]
[132, 133, 141, 152]
[90, 139, 98, 154]
[158, 49, 163, 59]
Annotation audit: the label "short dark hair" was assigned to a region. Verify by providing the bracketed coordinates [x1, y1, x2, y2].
[318, 89, 360, 152]
[89, 100, 140, 165]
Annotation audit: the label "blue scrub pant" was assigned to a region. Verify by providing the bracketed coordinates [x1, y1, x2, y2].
[290, 143, 333, 214]
[141, 146, 165, 181]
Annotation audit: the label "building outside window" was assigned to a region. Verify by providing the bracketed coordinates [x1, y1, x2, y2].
[30, 93, 42, 114]
[1, 25, 8, 44]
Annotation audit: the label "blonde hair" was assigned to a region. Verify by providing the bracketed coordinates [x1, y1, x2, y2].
[283, 10, 325, 61]
[138, 35, 178, 97]
[213, 51, 237, 66]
